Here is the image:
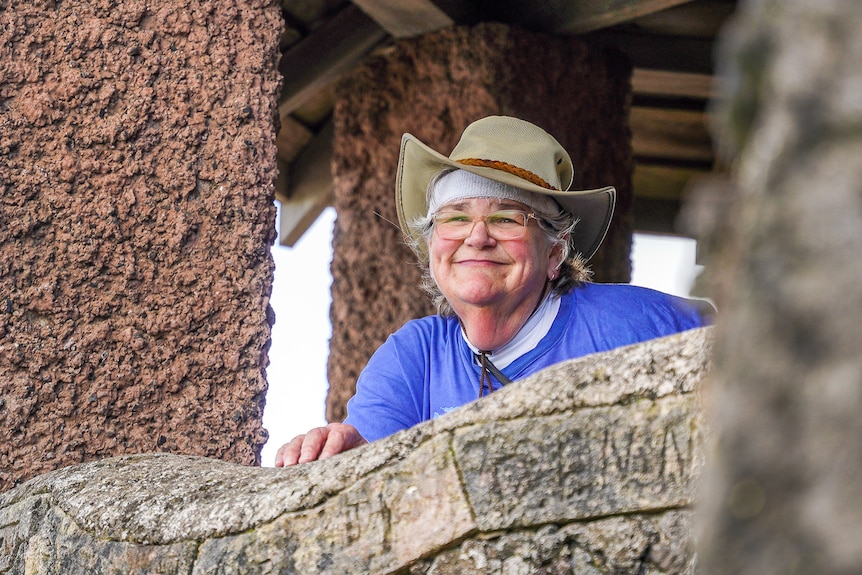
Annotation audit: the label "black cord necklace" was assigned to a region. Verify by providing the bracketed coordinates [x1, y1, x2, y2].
[476, 351, 512, 398]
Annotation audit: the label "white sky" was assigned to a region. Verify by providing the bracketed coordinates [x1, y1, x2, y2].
[260, 204, 702, 466]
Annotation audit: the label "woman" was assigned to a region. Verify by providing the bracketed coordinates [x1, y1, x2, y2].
[275, 116, 708, 467]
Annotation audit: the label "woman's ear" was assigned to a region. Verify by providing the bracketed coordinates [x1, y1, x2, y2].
[548, 242, 565, 279]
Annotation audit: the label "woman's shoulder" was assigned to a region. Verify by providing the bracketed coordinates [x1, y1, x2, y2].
[387, 313, 462, 344]
[398, 312, 460, 329]
[570, 281, 687, 302]
[564, 282, 713, 325]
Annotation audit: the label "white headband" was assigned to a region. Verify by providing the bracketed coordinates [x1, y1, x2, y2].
[428, 169, 560, 216]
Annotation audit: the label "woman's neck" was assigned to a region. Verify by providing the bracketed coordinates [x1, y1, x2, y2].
[457, 283, 550, 352]
[460, 310, 527, 351]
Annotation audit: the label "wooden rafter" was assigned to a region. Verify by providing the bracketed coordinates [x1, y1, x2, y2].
[551, 0, 695, 34]
[278, 3, 387, 114]
[632, 69, 715, 100]
[351, 0, 454, 38]
[278, 122, 336, 247]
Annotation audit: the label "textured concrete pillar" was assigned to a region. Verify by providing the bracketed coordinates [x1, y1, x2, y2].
[0, 0, 282, 490]
[694, 1, 862, 573]
[327, 23, 633, 422]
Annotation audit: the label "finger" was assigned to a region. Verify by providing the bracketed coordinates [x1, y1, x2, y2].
[318, 428, 348, 460]
[297, 427, 329, 464]
[319, 423, 367, 460]
[275, 434, 306, 467]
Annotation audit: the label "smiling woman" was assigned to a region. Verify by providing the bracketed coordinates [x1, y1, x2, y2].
[267, 115, 710, 468]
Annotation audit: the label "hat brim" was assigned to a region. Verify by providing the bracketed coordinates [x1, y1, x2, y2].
[396, 132, 616, 260]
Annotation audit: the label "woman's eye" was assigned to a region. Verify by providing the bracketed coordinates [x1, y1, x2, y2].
[439, 213, 470, 223]
[489, 213, 522, 225]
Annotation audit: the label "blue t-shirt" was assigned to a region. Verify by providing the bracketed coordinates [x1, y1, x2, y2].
[344, 282, 708, 442]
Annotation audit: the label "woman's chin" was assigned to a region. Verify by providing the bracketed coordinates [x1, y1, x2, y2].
[446, 286, 507, 310]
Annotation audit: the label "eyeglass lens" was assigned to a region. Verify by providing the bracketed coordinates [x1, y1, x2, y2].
[433, 210, 532, 240]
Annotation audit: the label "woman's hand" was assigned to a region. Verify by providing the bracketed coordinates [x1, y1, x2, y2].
[274, 422, 368, 467]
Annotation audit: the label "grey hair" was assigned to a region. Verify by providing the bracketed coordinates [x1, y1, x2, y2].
[405, 170, 592, 316]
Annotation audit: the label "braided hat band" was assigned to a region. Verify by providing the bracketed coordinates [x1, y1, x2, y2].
[456, 158, 557, 190]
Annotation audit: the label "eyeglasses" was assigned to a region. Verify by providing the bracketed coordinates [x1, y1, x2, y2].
[432, 209, 539, 240]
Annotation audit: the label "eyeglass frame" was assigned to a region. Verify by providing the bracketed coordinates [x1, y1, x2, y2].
[431, 208, 543, 241]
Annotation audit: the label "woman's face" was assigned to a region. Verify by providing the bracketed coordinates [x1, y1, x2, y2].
[427, 198, 563, 316]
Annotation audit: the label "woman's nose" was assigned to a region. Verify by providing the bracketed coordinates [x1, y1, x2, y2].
[464, 218, 496, 246]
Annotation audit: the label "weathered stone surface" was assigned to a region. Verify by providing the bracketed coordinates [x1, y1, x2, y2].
[193, 434, 477, 573]
[0, 0, 281, 490]
[327, 22, 634, 423]
[455, 395, 703, 531]
[407, 512, 696, 575]
[691, 1, 862, 574]
[18, 503, 198, 575]
[0, 327, 711, 574]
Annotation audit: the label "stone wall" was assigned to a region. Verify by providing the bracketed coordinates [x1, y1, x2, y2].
[327, 23, 634, 422]
[0, 0, 282, 490]
[0, 326, 712, 574]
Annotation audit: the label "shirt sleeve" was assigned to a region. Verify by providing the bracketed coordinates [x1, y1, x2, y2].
[628, 290, 712, 341]
[559, 283, 712, 357]
[342, 329, 427, 443]
[655, 292, 713, 332]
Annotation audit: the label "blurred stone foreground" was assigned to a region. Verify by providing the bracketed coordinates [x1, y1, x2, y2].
[0, 327, 712, 574]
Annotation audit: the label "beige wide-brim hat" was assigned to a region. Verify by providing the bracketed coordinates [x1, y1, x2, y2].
[395, 116, 616, 260]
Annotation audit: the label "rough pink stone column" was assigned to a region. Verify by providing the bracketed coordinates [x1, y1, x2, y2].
[0, 0, 282, 490]
[327, 23, 633, 422]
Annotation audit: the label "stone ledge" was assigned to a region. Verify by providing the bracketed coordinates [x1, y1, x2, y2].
[0, 327, 712, 574]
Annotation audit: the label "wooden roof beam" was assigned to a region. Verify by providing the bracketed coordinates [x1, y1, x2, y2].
[632, 69, 715, 101]
[630, 107, 714, 164]
[552, 0, 695, 34]
[277, 121, 335, 247]
[633, 163, 710, 202]
[478, 0, 693, 35]
[278, 3, 387, 114]
[350, 0, 455, 38]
